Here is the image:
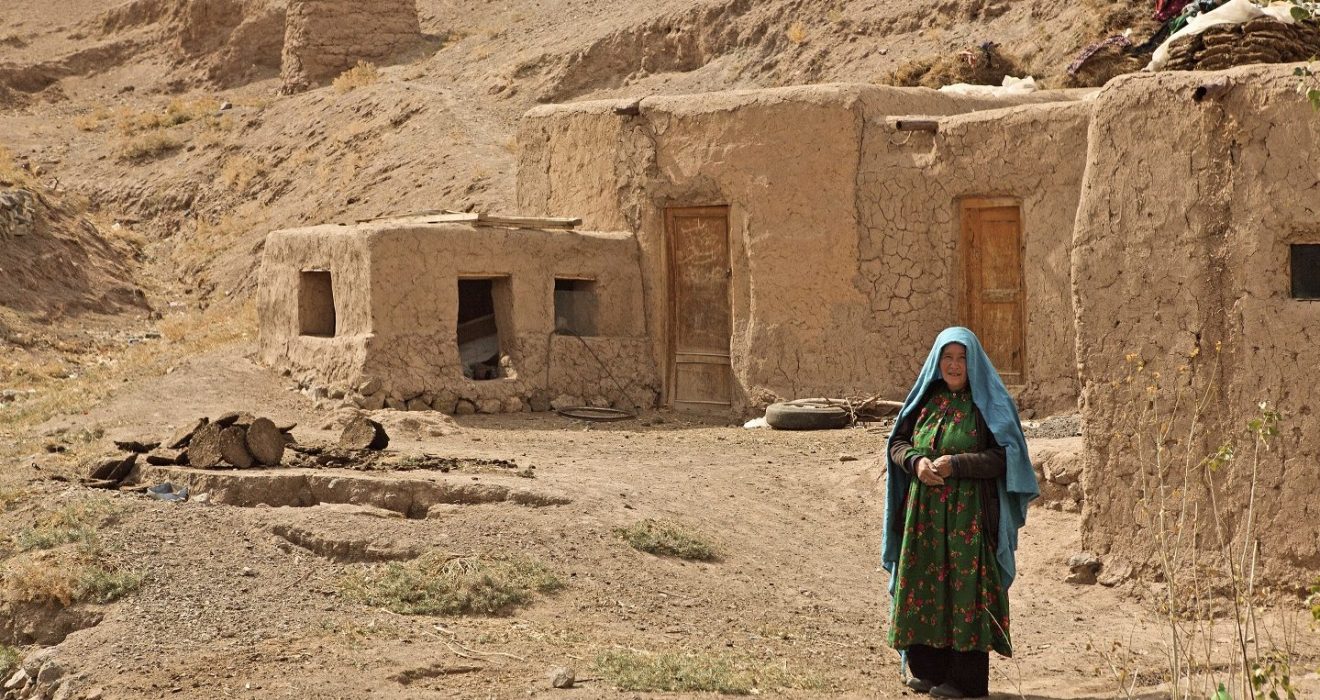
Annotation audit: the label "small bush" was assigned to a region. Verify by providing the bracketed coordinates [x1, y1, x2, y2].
[333, 61, 380, 93]
[0, 645, 18, 680]
[594, 649, 822, 695]
[0, 145, 35, 187]
[1, 551, 141, 606]
[785, 21, 808, 45]
[616, 519, 717, 561]
[114, 132, 183, 162]
[15, 499, 114, 551]
[219, 155, 263, 192]
[339, 554, 562, 615]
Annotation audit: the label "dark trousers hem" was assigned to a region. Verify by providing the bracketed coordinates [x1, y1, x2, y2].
[905, 644, 989, 697]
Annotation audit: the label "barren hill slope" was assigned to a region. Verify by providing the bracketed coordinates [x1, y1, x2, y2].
[0, 0, 1146, 317]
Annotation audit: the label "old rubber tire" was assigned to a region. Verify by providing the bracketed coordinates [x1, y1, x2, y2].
[764, 399, 851, 430]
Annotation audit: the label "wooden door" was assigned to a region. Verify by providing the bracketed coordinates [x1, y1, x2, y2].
[961, 199, 1025, 385]
[665, 206, 732, 408]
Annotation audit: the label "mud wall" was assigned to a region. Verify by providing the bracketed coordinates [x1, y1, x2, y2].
[258, 222, 655, 412]
[257, 225, 375, 388]
[280, 0, 420, 92]
[857, 100, 1090, 415]
[1074, 65, 1320, 584]
[518, 84, 1088, 412]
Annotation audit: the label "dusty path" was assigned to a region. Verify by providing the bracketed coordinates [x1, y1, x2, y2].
[3, 344, 1317, 699]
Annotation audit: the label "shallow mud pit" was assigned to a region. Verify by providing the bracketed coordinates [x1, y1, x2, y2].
[132, 465, 572, 519]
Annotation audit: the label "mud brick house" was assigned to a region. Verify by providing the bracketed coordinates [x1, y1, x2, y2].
[259, 62, 1320, 584]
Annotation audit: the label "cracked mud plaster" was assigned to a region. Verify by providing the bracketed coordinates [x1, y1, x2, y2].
[519, 84, 1082, 411]
[856, 99, 1090, 412]
[1073, 66, 1320, 583]
[258, 222, 656, 413]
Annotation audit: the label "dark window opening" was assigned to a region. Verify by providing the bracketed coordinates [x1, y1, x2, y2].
[1291, 244, 1320, 299]
[298, 270, 336, 337]
[554, 278, 598, 336]
[458, 278, 508, 380]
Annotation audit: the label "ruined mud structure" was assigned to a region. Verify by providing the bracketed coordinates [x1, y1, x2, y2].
[259, 62, 1319, 584]
[280, 0, 423, 92]
[258, 218, 655, 414]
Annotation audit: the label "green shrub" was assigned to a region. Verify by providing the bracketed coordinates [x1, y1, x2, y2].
[615, 519, 716, 561]
[339, 554, 562, 615]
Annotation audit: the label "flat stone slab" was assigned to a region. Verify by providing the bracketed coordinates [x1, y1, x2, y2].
[133, 466, 570, 518]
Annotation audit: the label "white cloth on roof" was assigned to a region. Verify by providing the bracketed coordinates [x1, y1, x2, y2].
[938, 75, 1038, 97]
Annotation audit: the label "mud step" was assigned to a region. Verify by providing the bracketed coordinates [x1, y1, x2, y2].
[133, 466, 571, 519]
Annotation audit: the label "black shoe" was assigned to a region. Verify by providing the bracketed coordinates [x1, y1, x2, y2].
[905, 677, 935, 693]
[928, 683, 967, 699]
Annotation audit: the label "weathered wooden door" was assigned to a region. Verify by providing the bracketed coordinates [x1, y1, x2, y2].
[665, 206, 732, 408]
[961, 199, 1025, 385]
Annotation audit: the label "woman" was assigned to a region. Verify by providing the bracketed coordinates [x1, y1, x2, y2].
[881, 327, 1038, 699]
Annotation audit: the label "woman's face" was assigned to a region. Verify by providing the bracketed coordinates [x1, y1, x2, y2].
[940, 343, 968, 392]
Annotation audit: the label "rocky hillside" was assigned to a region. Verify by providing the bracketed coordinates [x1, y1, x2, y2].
[0, 0, 1184, 320]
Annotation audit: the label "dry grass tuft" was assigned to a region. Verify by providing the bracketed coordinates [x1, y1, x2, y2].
[113, 132, 184, 162]
[785, 21, 808, 45]
[0, 145, 36, 188]
[0, 301, 256, 433]
[1, 550, 141, 606]
[333, 61, 381, 93]
[616, 519, 717, 561]
[14, 498, 116, 552]
[115, 98, 217, 135]
[339, 553, 563, 615]
[885, 43, 1026, 88]
[594, 649, 823, 694]
[219, 155, 264, 192]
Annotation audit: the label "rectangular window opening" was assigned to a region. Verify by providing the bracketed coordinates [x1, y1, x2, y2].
[554, 278, 598, 337]
[298, 270, 336, 337]
[1291, 244, 1320, 299]
[458, 278, 510, 380]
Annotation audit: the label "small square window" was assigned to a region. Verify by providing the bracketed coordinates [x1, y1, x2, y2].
[554, 278, 598, 336]
[1291, 244, 1320, 299]
[298, 270, 336, 337]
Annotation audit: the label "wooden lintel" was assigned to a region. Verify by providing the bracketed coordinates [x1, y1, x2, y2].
[891, 118, 940, 132]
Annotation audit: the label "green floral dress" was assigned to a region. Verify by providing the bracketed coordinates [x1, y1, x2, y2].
[888, 386, 1012, 657]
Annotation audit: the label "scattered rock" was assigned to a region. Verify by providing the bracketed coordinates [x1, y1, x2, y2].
[1065, 551, 1101, 585]
[405, 396, 429, 411]
[550, 394, 581, 411]
[529, 391, 553, 412]
[838, 453, 858, 462]
[340, 416, 390, 450]
[1097, 557, 1133, 587]
[358, 377, 382, 396]
[385, 398, 407, 411]
[454, 399, 477, 415]
[4, 669, 29, 690]
[549, 666, 575, 689]
[476, 398, 502, 414]
[361, 391, 387, 411]
[86, 453, 134, 482]
[502, 397, 523, 413]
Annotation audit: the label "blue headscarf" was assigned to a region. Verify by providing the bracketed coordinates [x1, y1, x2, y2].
[881, 327, 1038, 593]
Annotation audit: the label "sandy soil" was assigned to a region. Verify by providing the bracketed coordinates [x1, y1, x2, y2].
[2, 342, 1315, 699]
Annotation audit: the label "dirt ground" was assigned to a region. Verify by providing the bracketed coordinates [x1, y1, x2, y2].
[2, 341, 1316, 699]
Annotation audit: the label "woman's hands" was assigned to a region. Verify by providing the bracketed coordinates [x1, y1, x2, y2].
[916, 456, 954, 486]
